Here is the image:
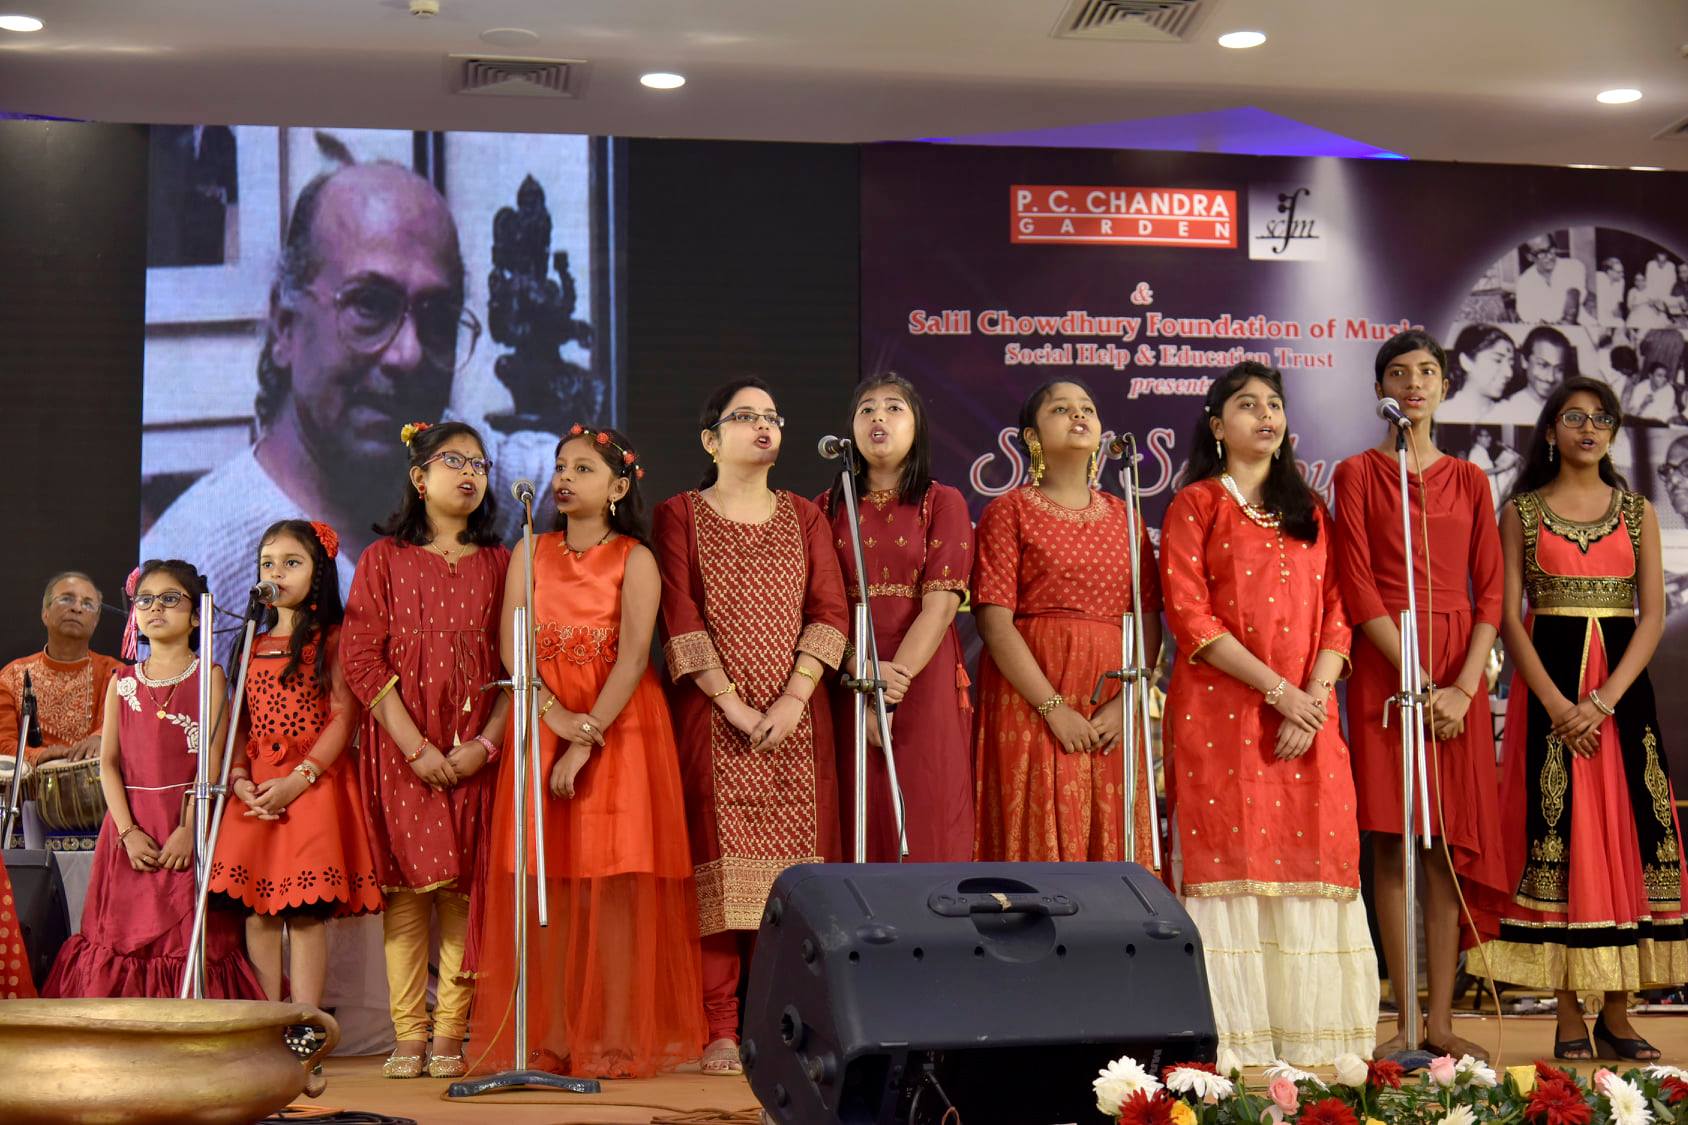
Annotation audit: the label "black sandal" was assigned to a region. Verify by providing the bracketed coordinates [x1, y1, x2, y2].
[1592, 1014, 1659, 1061]
[1554, 1031, 1594, 1061]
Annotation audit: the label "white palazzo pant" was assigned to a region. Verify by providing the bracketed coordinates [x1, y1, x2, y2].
[1184, 894, 1379, 1071]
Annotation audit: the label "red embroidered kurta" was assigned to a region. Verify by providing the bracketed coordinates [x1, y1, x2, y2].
[0, 651, 123, 765]
[1, 860, 36, 997]
[1332, 450, 1509, 927]
[971, 486, 1163, 865]
[819, 483, 976, 862]
[1161, 480, 1358, 898]
[654, 491, 848, 936]
[341, 538, 509, 893]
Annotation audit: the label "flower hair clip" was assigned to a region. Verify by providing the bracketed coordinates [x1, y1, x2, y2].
[567, 423, 646, 480]
[309, 521, 341, 560]
[400, 421, 433, 447]
[121, 565, 144, 661]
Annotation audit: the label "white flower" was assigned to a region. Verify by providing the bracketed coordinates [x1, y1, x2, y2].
[1646, 1065, 1688, 1081]
[1265, 1060, 1323, 1088]
[1455, 1054, 1498, 1088]
[1165, 1066, 1236, 1101]
[1606, 1076, 1654, 1125]
[1437, 1105, 1477, 1125]
[1094, 1054, 1162, 1116]
[1333, 1053, 1369, 1087]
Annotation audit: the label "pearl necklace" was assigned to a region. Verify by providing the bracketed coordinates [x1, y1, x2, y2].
[1220, 473, 1281, 529]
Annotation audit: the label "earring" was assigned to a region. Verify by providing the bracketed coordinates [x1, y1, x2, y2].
[417, 486, 426, 499]
[1548, 442, 1556, 463]
[1274, 443, 1283, 460]
[610, 499, 618, 516]
[1027, 437, 1045, 486]
[308, 602, 317, 613]
[1087, 449, 1099, 484]
[710, 451, 719, 464]
[1215, 437, 1225, 460]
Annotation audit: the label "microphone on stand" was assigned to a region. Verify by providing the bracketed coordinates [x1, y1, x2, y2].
[1376, 397, 1413, 431]
[1103, 433, 1134, 460]
[249, 581, 280, 604]
[817, 435, 851, 461]
[510, 478, 537, 506]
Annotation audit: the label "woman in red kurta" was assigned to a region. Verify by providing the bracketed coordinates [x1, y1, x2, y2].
[1162, 363, 1376, 1069]
[341, 421, 510, 1080]
[0, 860, 34, 997]
[972, 379, 1162, 867]
[818, 375, 975, 863]
[653, 379, 849, 1076]
[1332, 331, 1508, 1060]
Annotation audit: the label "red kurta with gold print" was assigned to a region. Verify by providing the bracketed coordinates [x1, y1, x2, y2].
[653, 491, 849, 936]
[1161, 479, 1358, 898]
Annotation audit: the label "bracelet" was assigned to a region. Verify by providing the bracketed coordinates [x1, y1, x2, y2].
[539, 696, 557, 718]
[792, 665, 817, 686]
[1035, 693, 1065, 717]
[404, 738, 431, 764]
[473, 734, 499, 758]
[710, 682, 737, 700]
[293, 761, 321, 785]
[1449, 682, 1476, 702]
[1262, 678, 1288, 706]
[1589, 689, 1616, 717]
[781, 691, 809, 706]
[117, 823, 141, 842]
[1309, 677, 1333, 695]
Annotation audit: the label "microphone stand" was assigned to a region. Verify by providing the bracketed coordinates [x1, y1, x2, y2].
[831, 438, 908, 862]
[1089, 435, 1160, 870]
[180, 590, 258, 999]
[450, 487, 599, 1098]
[1379, 420, 1434, 1058]
[1, 673, 39, 849]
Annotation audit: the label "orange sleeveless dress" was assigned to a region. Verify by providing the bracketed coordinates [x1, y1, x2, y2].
[467, 533, 704, 1078]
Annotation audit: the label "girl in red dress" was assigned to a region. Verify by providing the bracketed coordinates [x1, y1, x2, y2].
[1161, 363, 1376, 1069]
[468, 425, 705, 1078]
[1478, 377, 1687, 1061]
[1332, 330, 1508, 1060]
[44, 560, 263, 1000]
[972, 379, 1162, 866]
[342, 421, 511, 1080]
[210, 519, 383, 1017]
[818, 374, 975, 862]
[654, 378, 849, 1076]
[0, 860, 33, 997]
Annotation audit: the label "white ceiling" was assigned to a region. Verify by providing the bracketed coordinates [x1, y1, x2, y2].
[2, 0, 1686, 168]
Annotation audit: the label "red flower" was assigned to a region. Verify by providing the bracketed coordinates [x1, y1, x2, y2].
[1115, 1090, 1175, 1125]
[1161, 1061, 1217, 1083]
[1366, 1059, 1404, 1089]
[308, 520, 340, 560]
[1535, 1063, 1576, 1089]
[1299, 1097, 1359, 1125]
[595, 432, 610, 445]
[1661, 1077, 1688, 1106]
[569, 423, 585, 436]
[623, 450, 637, 465]
[1525, 1079, 1593, 1125]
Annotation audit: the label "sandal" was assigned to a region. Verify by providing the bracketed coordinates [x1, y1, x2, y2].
[701, 1037, 743, 1077]
[1553, 1035, 1595, 1061]
[1592, 1014, 1660, 1061]
[427, 1053, 467, 1079]
[383, 1050, 426, 1079]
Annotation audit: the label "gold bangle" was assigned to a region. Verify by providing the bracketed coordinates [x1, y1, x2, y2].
[539, 695, 557, 718]
[792, 665, 817, 686]
[117, 823, 141, 842]
[1263, 678, 1288, 705]
[710, 682, 737, 700]
[1035, 693, 1065, 716]
[293, 761, 321, 785]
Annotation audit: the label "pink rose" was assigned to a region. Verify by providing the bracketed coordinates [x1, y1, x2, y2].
[1594, 1068, 1617, 1094]
[1269, 1078, 1300, 1114]
[1428, 1055, 1457, 1087]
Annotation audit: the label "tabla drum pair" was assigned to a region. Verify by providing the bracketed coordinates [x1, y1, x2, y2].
[27, 756, 107, 846]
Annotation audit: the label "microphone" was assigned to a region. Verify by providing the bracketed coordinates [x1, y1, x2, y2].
[817, 435, 851, 461]
[1103, 433, 1135, 460]
[510, 478, 536, 506]
[20, 671, 41, 748]
[249, 581, 280, 605]
[1376, 397, 1413, 431]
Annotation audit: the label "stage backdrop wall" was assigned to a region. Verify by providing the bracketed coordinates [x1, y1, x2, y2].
[858, 141, 1688, 773]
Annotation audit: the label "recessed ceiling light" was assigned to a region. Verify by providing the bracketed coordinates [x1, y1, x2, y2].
[480, 27, 539, 47]
[1567, 163, 1608, 169]
[0, 14, 44, 32]
[1596, 88, 1642, 105]
[1629, 165, 1663, 172]
[1217, 30, 1266, 49]
[640, 72, 686, 90]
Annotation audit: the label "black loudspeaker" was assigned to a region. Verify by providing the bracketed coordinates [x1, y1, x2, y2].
[4, 849, 71, 987]
[743, 862, 1217, 1125]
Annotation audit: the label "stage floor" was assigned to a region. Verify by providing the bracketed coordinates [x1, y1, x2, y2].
[302, 1015, 1688, 1125]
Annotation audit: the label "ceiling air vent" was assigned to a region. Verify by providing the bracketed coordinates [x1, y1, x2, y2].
[448, 54, 587, 98]
[1653, 113, 1688, 140]
[1052, 0, 1208, 42]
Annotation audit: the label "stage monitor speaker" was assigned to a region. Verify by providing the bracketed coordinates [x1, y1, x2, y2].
[4, 848, 71, 988]
[743, 862, 1217, 1125]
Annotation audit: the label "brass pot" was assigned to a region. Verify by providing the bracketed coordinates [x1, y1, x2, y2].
[0, 998, 338, 1125]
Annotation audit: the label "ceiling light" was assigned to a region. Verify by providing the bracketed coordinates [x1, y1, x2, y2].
[0, 14, 44, 31]
[1567, 163, 1608, 169]
[1629, 165, 1663, 172]
[1217, 30, 1266, 49]
[640, 72, 685, 90]
[1596, 88, 1642, 105]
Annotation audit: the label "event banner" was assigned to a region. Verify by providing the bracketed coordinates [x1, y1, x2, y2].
[860, 143, 1688, 762]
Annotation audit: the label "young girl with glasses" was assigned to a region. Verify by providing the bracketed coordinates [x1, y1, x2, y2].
[342, 420, 511, 1079]
[44, 559, 264, 1000]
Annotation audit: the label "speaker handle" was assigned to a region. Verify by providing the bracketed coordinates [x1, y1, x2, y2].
[928, 891, 1077, 918]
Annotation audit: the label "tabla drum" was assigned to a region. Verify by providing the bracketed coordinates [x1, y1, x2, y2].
[28, 756, 106, 833]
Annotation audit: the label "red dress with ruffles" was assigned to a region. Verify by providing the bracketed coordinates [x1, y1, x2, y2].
[971, 486, 1162, 866]
[208, 629, 383, 917]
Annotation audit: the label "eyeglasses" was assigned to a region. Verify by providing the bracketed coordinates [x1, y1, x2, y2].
[1557, 410, 1618, 430]
[299, 279, 481, 373]
[132, 592, 190, 611]
[713, 410, 785, 429]
[1661, 461, 1688, 483]
[422, 450, 493, 476]
[50, 594, 100, 612]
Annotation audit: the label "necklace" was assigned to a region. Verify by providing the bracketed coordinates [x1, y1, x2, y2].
[1220, 473, 1281, 529]
[427, 538, 468, 573]
[564, 529, 613, 559]
[138, 656, 196, 719]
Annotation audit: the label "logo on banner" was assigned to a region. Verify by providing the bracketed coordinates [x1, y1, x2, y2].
[1248, 185, 1324, 260]
[1011, 185, 1237, 248]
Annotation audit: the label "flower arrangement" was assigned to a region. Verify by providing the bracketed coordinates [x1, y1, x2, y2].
[1093, 1054, 1688, 1125]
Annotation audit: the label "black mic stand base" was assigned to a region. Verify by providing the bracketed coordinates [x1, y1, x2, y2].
[448, 1070, 603, 1098]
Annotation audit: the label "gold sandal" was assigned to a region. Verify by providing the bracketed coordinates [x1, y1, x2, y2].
[383, 1051, 426, 1079]
[701, 1037, 743, 1077]
[427, 1054, 467, 1079]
